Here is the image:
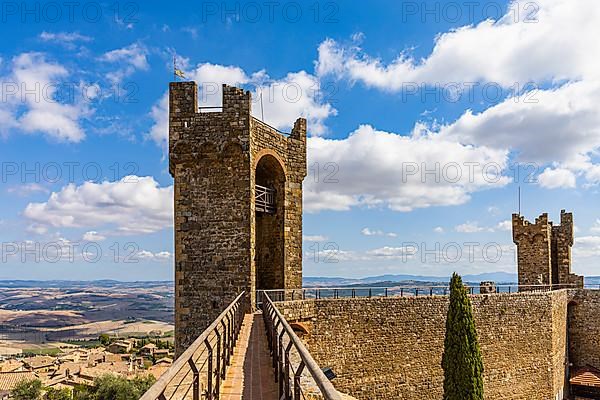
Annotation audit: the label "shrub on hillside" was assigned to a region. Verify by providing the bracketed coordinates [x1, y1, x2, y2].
[11, 379, 43, 400]
[73, 374, 156, 400]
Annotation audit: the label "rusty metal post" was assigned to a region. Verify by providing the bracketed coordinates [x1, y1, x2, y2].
[188, 358, 199, 400]
[215, 329, 221, 398]
[285, 341, 293, 399]
[225, 314, 232, 362]
[294, 360, 305, 400]
[278, 329, 285, 397]
[205, 339, 213, 400]
[222, 318, 229, 368]
[273, 320, 281, 376]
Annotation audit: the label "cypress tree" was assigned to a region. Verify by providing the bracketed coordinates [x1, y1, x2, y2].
[442, 273, 484, 400]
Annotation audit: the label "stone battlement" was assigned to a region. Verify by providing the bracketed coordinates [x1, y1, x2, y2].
[169, 82, 306, 354]
[276, 289, 600, 400]
[512, 210, 582, 289]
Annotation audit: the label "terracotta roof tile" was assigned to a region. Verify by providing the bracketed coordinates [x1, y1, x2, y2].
[571, 365, 600, 388]
[0, 371, 38, 391]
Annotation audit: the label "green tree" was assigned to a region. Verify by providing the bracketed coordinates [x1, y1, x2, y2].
[131, 375, 156, 393]
[99, 334, 111, 346]
[72, 384, 93, 400]
[45, 387, 72, 400]
[442, 273, 484, 400]
[91, 375, 135, 400]
[76, 374, 157, 400]
[11, 379, 43, 400]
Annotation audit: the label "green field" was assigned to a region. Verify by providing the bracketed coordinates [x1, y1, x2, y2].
[22, 348, 64, 356]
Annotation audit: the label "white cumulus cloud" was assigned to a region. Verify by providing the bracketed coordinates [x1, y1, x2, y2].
[23, 176, 173, 235]
[148, 62, 337, 147]
[538, 167, 577, 189]
[0, 52, 89, 142]
[304, 124, 510, 213]
[101, 43, 149, 84]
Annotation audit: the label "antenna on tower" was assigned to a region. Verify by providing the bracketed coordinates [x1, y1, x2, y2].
[173, 54, 186, 81]
[259, 89, 265, 121]
[173, 54, 177, 82]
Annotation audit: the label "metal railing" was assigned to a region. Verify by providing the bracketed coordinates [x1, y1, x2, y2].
[261, 291, 342, 400]
[258, 283, 580, 304]
[198, 106, 223, 113]
[140, 292, 247, 400]
[252, 117, 291, 136]
[255, 184, 276, 214]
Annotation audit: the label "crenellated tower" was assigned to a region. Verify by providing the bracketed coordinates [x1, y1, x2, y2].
[512, 210, 583, 290]
[169, 82, 306, 353]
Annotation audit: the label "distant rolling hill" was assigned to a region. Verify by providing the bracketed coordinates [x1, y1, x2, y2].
[303, 272, 518, 287]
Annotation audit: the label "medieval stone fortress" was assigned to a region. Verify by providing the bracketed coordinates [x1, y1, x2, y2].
[140, 82, 600, 400]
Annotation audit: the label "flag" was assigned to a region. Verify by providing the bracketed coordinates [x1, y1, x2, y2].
[174, 68, 186, 79]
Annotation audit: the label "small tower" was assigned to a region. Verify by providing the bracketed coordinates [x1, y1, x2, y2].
[169, 82, 306, 353]
[512, 210, 583, 290]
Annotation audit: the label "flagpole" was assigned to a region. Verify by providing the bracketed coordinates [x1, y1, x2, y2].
[173, 55, 177, 82]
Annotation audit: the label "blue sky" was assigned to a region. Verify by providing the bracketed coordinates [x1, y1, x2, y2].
[1, 0, 600, 280]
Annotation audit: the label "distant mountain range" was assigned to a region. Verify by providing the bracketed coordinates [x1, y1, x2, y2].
[0, 280, 173, 289]
[304, 273, 600, 287]
[0, 275, 598, 289]
[303, 272, 519, 287]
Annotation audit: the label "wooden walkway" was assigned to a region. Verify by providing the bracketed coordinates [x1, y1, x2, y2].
[221, 312, 279, 400]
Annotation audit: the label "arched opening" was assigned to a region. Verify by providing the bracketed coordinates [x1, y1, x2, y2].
[254, 154, 285, 291]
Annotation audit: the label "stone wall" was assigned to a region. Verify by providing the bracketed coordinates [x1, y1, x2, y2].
[568, 290, 600, 371]
[512, 211, 583, 288]
[513, 213, 553, 286]
[170, 82, 306, 353]
[278, 291, 573, 400]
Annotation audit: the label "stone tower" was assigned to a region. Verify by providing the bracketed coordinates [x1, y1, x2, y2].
[512, 210, 583, 289]
[169, 82, 306, 352]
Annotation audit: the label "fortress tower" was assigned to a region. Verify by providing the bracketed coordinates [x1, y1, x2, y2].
[512, 210, 583, 289]
[169, 82, 306, 352]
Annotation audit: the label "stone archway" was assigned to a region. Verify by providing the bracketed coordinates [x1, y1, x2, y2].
[254, 154, 286, 291]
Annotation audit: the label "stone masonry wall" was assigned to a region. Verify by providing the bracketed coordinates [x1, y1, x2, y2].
[568, 290, 600, 371]
[278, 291, 572, 400]
[552, 211, 583, 287]
[512, 211, 583, 289]
[512, 213, 553, 286]
[170, 82, 306, 354]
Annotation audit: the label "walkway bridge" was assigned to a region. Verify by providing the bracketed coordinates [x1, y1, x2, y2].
[139, 291, 342, 400]
[140, 284, 579, 400]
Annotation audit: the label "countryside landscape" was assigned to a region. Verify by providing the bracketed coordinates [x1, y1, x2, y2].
[2, 0, 600, 399]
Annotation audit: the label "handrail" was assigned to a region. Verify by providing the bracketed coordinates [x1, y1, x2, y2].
[252, 116, 291, 136]
[261, 291, 342, 400]
[258, 283, 580, 304]
[140, 291, 247, 400]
